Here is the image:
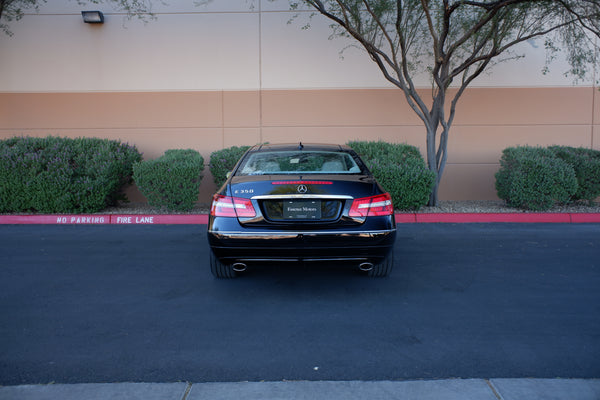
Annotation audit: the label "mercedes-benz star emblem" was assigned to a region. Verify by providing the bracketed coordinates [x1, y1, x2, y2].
[297, 184, 308, 194]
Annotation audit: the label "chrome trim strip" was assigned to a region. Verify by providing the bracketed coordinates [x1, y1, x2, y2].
[251, 194, 353, 200]
[302, 258, 370, 262]
[209, 229, 395, 237]
[232, 257, 370, 262]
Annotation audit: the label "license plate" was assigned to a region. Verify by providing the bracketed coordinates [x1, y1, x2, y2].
[283, 200, 321, 220]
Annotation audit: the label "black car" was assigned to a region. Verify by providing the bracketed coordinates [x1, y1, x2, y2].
[207, 143, 396, 278]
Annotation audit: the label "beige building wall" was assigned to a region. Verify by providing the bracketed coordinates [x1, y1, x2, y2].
[1, 1, 598, 205]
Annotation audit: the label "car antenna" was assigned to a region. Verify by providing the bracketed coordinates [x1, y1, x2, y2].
[298, 142, 304, 150]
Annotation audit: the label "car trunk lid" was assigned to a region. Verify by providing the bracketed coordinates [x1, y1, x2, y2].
[228, 174, 377, 226]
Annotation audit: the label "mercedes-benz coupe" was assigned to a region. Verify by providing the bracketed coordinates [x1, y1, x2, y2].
[207, 143, 396, 278]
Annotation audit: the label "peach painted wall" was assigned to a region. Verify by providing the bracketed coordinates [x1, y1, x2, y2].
[1, 87, 597, 204]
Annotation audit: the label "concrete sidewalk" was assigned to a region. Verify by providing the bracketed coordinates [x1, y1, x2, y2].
[1, 379, 599, 400]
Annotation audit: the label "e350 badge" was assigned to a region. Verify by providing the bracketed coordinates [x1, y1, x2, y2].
[234, 189, 254, 194]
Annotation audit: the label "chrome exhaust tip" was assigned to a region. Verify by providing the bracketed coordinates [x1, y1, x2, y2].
[232, 263, 247, 273]
[359, 262, 374, 272]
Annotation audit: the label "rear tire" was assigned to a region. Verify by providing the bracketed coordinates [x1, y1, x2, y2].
[210, 250, 237, 279]
[368, 250, 394, 277]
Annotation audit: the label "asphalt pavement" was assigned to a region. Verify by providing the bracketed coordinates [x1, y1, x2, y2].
[1, 223, 599, 399]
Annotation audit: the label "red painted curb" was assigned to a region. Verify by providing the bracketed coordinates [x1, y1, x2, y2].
[0, 214, 209, 225]
[110, 215, 209, 225]
[570, 213, 600, 223]
[0, 215, 111, 225]
[414, 213, 573, 223]
[394, 214, 417, 223]
[0, 213, 598, 225]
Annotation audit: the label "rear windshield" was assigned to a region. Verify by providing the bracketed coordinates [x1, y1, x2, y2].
[237, 151, 363, 175]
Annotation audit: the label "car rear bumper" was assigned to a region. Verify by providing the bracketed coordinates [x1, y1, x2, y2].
[208, 228, 396, 264]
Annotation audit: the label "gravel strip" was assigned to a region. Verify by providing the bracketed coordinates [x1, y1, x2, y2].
[401, 200, 600, 214]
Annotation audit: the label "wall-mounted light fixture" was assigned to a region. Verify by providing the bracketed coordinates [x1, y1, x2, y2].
[81, 11, 104, 24]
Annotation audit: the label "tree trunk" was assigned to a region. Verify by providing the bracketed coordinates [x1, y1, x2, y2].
[425, 124, 440, 207]
[429, 182, 439, 207]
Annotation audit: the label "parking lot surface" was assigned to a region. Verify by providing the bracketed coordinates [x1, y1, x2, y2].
[0, 224, 599, 386]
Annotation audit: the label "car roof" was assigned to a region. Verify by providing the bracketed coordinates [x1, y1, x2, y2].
[248, 143, 352, 152]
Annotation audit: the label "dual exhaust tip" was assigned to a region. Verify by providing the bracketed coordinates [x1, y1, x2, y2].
[232, 263, 248, 273]
[231, 262, 374, 273]
[359, 262, 374, 272]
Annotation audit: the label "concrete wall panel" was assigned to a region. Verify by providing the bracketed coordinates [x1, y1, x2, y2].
[594, 89, 600, 126]
[260, 11, 394, 89]
[223, 128, 262, 148]
[454, 87, 594, 126]
[439, 164, 501, 201]
[262, 0, 312, 12]
[36, 0, 254, 14]
[261, 89, 422, 127]
[261, 126, 425, 150]
[1, 1, 592, 92]
[0, 13, 260, 91]
[223, 91, 261, 128]
[0, 92, 223, 129]
[447, 125, 593, 164]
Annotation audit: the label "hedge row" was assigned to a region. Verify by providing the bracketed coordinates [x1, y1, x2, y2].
[495, 145, 600, 211]
[6, 136, 596, 214]
[209, 145, 251, 189]
[0, 136, 142, 213]
[133, 149, 204, 211]
[348, 141, 435, 211]
[549, 146, 600, 202]
[0, 137, 207, 213]
[4, 137, 436, 213]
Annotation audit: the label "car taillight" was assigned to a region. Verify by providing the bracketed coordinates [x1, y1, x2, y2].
[348, 193, 394, 217]
[210, 195, 256, 218]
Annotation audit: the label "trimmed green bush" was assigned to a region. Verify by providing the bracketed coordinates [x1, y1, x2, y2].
[209, 145, 250, 188]
[133, 149, 204, 211]
[348, 141, 435, 210]
[366, 157, 435, 210]
[495, 146, 578, 211]
[549, 146, 600, 203]
[347, 140, 423, 164]
[0, 136, 141, 213]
